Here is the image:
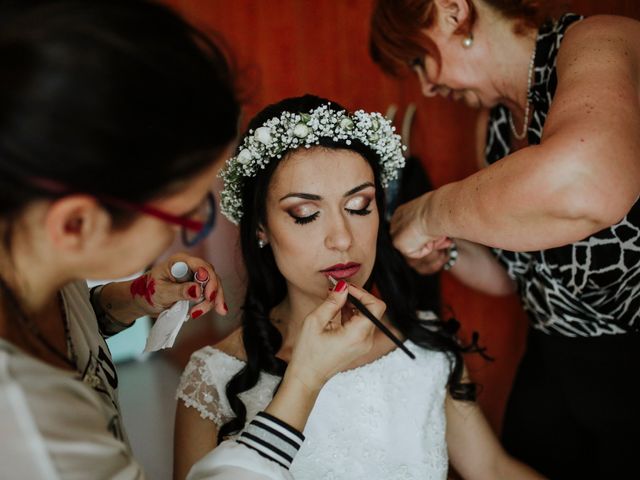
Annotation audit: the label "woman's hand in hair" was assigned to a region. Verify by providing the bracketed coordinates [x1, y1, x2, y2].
[287, 282, 381, 393]
[406, 242, 454, 275]
[390, 193, 451, 261]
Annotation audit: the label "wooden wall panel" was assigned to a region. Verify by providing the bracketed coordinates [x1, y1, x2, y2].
[164, 0, 640, 435]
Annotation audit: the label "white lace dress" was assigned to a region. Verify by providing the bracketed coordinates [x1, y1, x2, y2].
[177, 340, 450, 480]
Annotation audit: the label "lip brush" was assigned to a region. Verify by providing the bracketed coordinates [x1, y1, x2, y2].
[328, 276, 415, 360]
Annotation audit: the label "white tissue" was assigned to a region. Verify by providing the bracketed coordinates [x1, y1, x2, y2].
[144, 300, 190, 352]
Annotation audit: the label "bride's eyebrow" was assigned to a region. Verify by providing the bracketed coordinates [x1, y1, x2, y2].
[344, 182, 374, 197]
[279, 182, 374, 203]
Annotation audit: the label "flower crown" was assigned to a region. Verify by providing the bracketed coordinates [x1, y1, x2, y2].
[219, 103, 406, 225]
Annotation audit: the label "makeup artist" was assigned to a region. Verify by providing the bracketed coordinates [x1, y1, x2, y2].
[370, 1, 640, 478]
[0, 1, 377, 479]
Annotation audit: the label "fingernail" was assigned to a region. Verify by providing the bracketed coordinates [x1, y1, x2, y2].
[188, 285, 198, 299]
[210, 290, 217, 302]
[334, 280, 347, 292]
[191, 309, 203, 319]
[223, 302, 228, 312]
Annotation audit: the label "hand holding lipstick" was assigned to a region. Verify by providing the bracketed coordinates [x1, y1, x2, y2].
[127, 253, 228, 321]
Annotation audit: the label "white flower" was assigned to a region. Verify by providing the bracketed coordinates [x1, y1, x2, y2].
[339, 118, 354, 130]
[254, 126, 273, 145]
[237, 149, 252, 165]
[293, 123, 310, 138]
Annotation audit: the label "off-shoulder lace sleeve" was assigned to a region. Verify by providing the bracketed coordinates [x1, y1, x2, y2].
[176, 346, 245, 427]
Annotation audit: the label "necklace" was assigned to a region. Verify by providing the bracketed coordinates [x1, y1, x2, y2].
[509, 42, 537, 141]
[0, 276, 77, 370]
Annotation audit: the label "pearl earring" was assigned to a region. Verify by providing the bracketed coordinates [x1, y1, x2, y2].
[258, 238, 267, 249]
[462, 34, 473, 49]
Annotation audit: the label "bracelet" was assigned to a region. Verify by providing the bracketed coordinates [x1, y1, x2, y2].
[443, 241, 458, 271]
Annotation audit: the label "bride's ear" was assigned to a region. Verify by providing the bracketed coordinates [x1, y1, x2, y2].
[433, 0, 471, 35]
[256, 225, 269, 247]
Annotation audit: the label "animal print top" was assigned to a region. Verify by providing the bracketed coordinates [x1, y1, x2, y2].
[485, 13, 640, 337]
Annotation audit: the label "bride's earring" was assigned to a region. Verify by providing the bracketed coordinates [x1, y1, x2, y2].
[257, 227, 268, 249]
[462, 33, 473, 49]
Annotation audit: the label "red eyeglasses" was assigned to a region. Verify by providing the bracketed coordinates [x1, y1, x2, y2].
[29, 178, 216, 247]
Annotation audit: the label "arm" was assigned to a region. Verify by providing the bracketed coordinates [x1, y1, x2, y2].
[446, 394, 545, 480]
[449, 240, 516, 296]
[173, 369, 320, 480]
[404, 239, 516, 296]
[178, 283, 381, 480]
[393, 16, 640, 253]
[174, 401, 218, 480]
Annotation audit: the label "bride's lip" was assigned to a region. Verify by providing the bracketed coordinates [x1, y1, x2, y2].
[321, 262, 361, 279]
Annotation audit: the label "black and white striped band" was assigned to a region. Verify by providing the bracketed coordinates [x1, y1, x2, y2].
[236, 412, 305, 470]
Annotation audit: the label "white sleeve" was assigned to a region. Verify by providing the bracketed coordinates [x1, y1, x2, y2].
[187, 412, 305, 480]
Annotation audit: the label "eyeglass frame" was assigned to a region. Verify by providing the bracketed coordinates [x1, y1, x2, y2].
[28, 178, 216, 247]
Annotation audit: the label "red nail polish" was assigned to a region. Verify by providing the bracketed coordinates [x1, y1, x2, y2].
[188, 285, 198, 299]
[191, 310, 203, 319]
[195, 267, 209, 283]
[210, 290, 217, 302]
[335, 280, 347, 292]
[223, 302, 228, 312]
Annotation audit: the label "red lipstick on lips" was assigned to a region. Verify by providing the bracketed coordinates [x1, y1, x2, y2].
[321, 262, 361, 279]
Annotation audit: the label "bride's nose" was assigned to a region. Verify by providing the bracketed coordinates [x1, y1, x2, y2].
[324, 214, 353, 252]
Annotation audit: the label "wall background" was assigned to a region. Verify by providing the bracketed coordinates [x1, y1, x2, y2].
[163, 0, 640, 434]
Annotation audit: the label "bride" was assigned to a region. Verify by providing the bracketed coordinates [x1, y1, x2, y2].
[174, 95, 544, 480]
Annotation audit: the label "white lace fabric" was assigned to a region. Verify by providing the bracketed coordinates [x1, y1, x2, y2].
[176, 347, 279, 428]
[177, 341, 450, 480]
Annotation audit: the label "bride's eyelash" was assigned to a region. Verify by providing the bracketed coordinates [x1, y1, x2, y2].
[347, 200, 372, 216]
[289, 212, 319, 225]
[288, 200, 372, 225]
[347, 207, 372, 216]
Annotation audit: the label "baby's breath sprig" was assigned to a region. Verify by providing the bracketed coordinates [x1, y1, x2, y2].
[219, 104, 406, 224]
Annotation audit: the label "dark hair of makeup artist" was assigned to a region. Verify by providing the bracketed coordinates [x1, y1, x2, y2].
[0, 0, 240, 247]
[218, 94, 485, 443]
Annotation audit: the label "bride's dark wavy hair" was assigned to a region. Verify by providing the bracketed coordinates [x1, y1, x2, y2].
[218, 94, 485, 443]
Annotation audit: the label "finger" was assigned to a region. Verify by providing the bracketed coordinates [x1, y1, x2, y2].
[147, 278, 199, 308]
[340, 304, 359, 324]
[433, 236, 453, 250]
[167, 254, 227, 316]
[339, 311, 376, 353]
[188, 300, 214, 320]
[392, 235, 419, 258]
[405, 242, 434, 260]
[413, 260, 445, 275]
[345, 283, 387, 320]
[307, 281, 349, 331]
[409, 250, 448, 275]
